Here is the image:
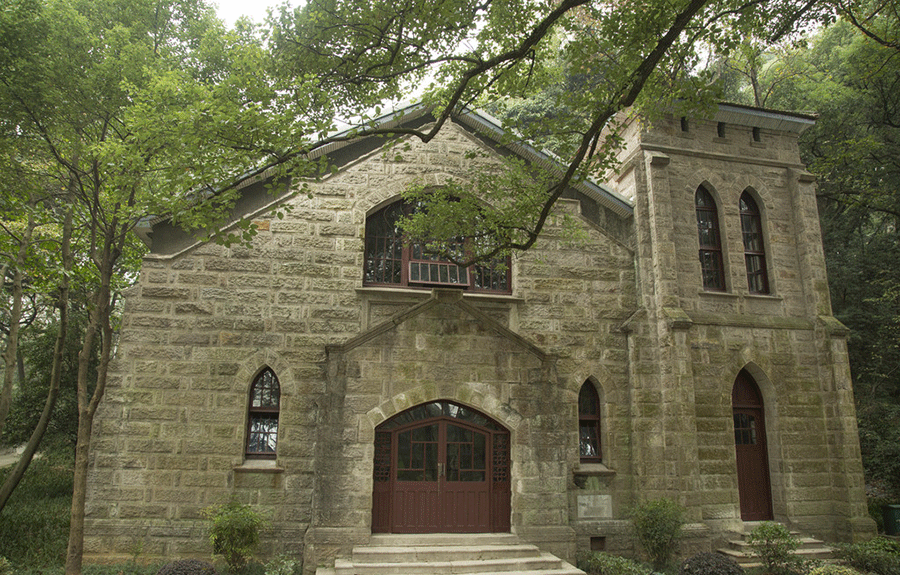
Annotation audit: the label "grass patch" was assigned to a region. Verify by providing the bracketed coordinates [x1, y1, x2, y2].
[0, 449, 73, 570]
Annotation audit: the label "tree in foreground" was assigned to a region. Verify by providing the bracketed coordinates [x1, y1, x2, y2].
[0, 0, 332, 573]
[261, 0, 831, 263]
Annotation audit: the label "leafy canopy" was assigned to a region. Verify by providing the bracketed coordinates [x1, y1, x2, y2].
[252, 0, 835, 264]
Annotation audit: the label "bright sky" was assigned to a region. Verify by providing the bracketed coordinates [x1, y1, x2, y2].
[213, 0, 297, 27]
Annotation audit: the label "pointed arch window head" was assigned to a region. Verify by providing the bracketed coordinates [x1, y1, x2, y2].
[740, 192, 769, 294]
[246, 368, 280, 459]
[579, 382, 602, 463]
[363, 200, 511, 294]
[696, 186, 726, 291]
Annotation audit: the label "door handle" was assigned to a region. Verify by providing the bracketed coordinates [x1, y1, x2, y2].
[438, 462, 444, 477]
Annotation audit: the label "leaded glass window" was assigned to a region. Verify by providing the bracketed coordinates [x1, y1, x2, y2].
[579, 382, 602, 462]
[363, 200, 511, 294]
[740, 192, 769, 294]
[696, 186, 726, 291]
[246, 368, 280, 458]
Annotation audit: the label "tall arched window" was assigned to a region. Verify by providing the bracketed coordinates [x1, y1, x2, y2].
[696, 186, 726, 291]
[579, 381, 602, 463]
[246, 368, 280, 458]
[363, 200, 511, 294]
[740, 191, 769, 294]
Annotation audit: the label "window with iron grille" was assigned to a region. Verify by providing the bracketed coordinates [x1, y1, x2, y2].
[740, 192, 769, 294]
[579, 381, 602, 463]
[364, 201, 511, 294]
[246, 368, 279, 459]
[695, 186, 726, 291]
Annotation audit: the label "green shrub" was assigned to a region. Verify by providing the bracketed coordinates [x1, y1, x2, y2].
[83, 562, 165, 575]
[156, 560, 217, 575]
[679, 552, 744, 575]
[807, 565, 866, 575]
[867, 497, 890, 534]
[577, 551, 655, 575]
[832, 537, 900, 575]
[264, 556, 301, 575]
[0, 557, 13, 575]
[204, 499, 267, 574]
[746, 522, 801, 575]
[630, 498, 686, 571]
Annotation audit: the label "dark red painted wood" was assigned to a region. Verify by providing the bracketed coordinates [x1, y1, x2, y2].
[733, 371, 773, 521]
[372, 407, 510, 533]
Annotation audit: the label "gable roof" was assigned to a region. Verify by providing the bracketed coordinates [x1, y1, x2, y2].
[135, 104, 633, 255]
[136, 101, 812, 256]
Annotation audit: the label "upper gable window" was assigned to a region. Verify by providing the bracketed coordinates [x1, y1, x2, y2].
[246, 368, 280, 459]
[740, 192, 769, 294]
[579, 381, 602, 463]
[695, 186, 726, 291]
[363, 201, 511, 294]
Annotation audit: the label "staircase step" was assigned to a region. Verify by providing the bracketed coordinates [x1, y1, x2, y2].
[327, 533, 584, 575]
[367, 533, 523, 547]
[717, 526, 834, 566]
[352, 543, 542, 563]
[464, 568, 584, 575]
[338, 553, 564, 574]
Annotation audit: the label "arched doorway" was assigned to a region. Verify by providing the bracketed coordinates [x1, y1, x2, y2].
[372, 401, 511, 533]
[732, 370, 773, 521]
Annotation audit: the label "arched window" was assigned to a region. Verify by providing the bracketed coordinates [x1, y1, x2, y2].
[740, 192, 769, 294]
[579, 381, 602, 463]
[246, 368, 280, 458]
[696, 186, 726, 291]
[363, 200, 511, 294]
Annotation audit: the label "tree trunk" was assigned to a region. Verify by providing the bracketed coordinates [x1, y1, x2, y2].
[65, 224, 122, 575]
[0, 213, 35, 438]
[0, 209, 71, 512]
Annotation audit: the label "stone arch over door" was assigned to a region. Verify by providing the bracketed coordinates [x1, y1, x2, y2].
[733, 369, 773, 521]
[371, 400, 511, 534]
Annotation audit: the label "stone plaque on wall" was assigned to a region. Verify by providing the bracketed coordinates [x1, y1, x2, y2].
[577, 494, 613, 518]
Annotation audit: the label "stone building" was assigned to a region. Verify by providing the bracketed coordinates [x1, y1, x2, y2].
[83, 103, 875, 572]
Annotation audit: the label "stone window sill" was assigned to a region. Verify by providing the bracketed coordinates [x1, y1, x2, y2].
[698, 290, 739, 298]
[745, 293, 783, 302]
[698, 291, 783, 302]
[234, 459, 284, 474]
[574, 463, 617, 477]
[356, 286, 524, 303]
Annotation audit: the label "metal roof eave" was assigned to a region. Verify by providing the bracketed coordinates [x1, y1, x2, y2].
[454, 109, 634, 219]
[714, 103, 817, 133]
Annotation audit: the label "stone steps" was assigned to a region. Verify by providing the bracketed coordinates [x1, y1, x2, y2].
[717, 527, 834, 567]
[318, 533, 585, 575]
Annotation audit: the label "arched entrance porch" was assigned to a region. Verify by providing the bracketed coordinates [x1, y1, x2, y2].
[372, 400, 511, 533]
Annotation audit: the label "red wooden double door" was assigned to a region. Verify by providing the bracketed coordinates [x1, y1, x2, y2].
[372, 401, 511, 533]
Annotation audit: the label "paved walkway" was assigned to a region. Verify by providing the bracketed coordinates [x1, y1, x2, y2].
[0, 445, 27, 468]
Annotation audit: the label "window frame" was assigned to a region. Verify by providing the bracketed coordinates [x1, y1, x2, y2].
[245, 368, 280, 460]
[578, 381, 602, 464]
[363, 200, 511, 294]
[695, 186, 727, 292]
[739, 191, 769, 294]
